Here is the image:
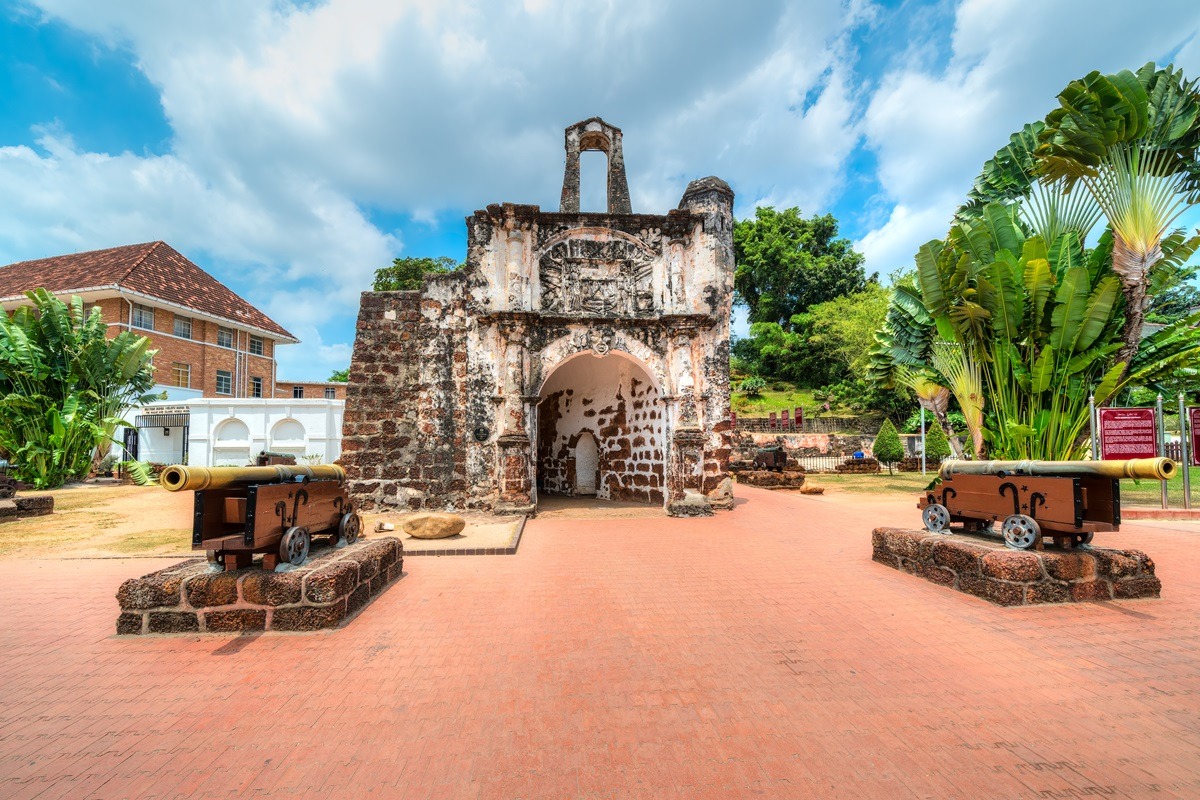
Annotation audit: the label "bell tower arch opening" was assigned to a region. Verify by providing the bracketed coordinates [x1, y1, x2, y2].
[559, 117, 633, 214]
[535, 350, 664, 506]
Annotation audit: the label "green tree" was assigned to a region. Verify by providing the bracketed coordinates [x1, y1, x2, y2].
[0, 290, 157, 488]
[1037, 62, 1200, 377]
[805, 284, 892, 374]
[872, 418, 905, 475]
[328, 368, 350, 382]
[373, 256, 460, 291]
[734, 207, 875, 328]
[924, 418, 951, 462]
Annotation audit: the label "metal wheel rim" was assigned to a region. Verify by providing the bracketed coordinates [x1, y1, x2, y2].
[922, 504, 950, 533]
[340, 512, 360, 544]
[1002, 515, 1039, 550]
[282, 526, 310, 565]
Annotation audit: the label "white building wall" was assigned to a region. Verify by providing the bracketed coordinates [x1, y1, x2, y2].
[186, 399, 344, 467]
[117, 398, 344, 467]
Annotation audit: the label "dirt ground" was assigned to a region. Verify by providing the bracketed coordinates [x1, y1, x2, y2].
[0, 484, 193, 559]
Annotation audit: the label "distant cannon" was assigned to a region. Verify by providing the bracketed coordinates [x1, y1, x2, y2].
[160, 464, 360, 571]
[752, 446, 788, 472]
[917, 458, 1177, 551]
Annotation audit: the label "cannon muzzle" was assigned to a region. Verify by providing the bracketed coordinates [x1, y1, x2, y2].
[160, 464, 346, 492]
[939, 458, 1176, 481]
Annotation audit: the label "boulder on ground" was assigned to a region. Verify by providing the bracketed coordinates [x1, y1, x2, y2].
[799, 484, 825, 495]
[402, 513, 466, 539]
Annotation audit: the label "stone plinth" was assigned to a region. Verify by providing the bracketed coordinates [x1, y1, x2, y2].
[872, 527, 1160, 606]
[116, 538, 403, 635]
[734, 470, 806, 489]
[0, 495, 54, 523]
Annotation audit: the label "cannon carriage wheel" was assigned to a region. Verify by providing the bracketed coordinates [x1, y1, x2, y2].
[338, 511, 361, 545]
[922, 503, 951, 533]
[1002, 514, 1042, 550]
[280, 526, 311, 566]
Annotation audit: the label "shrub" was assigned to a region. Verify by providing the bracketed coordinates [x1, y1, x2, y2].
[872, 419, 905, 475]
[924, 420, 951, 462]
[739, 376, 767, 397]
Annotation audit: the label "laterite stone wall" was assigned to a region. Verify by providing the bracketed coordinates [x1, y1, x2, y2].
[116, 538, 403, 634]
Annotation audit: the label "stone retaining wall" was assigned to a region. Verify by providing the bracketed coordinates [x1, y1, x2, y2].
[0, 495, 54, 523]
[872, 527, 1160, 606]
[116, 537, 403, 634]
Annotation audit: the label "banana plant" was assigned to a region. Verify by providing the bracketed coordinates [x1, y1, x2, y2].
[0, 289, 157, 488]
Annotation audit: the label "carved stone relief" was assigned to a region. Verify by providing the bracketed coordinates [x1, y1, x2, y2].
[539, 237, 657, 317]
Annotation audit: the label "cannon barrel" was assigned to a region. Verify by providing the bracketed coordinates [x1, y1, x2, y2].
[939, 458, 1176, 481]
[160, 464, 346, 492]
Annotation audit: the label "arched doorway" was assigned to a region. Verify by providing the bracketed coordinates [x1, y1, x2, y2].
[535, 350, 664, 505]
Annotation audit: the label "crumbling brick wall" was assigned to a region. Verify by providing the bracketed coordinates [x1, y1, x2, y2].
[340, 281, 485, 511]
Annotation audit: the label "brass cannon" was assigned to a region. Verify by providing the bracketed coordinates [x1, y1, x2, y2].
[917, 458, 1177, 550]
[161, 464, 361, 571]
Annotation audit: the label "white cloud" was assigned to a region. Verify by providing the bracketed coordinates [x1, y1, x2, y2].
[857, 0, 1200, 275]
[6, 0, 867, 377]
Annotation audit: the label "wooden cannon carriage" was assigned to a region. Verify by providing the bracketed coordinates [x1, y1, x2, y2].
[160, 464, 361, 571]
[917, 457, 1176, 550]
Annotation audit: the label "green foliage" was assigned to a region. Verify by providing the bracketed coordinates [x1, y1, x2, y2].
[804, 284, 892, 375]
[872, 419, 905, 474]
[120, 460, 158, 486]
[372, 256, 460, 291]
[872, 65, 1200, 460]
[738, 376, 767, 397]
[328, 368, 350, 382]
[902, 410, 967, 435]
[98, 453, 117, 473]
[924, 419, 951, 462]
[733, 207, 875, 328]
[0, 290, 157, 488]
[819, 377, 915, 419]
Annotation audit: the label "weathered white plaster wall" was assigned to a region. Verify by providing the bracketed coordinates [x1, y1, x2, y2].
[536, 351, 664, 503]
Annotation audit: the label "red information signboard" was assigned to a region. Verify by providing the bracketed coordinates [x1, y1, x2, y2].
[1099, 407, 1159, 460]
[1190, 407, 1200, 467]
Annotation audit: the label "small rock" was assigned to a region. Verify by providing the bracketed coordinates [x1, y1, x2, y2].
[402, 513, 466, 539]
[799, 484, 824, 495]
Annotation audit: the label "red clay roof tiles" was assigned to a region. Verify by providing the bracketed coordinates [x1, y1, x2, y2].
[0, 241, 295, 341]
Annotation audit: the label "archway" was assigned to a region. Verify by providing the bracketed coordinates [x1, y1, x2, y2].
[535, 350, 664, 505]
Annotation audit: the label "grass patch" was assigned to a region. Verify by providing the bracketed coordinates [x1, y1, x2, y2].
[101, 528, 192, 554]
[1122, 465, 1199, 508]
[806, 472, 932, 495]
[731, 387, 821, 415]
[803, 465, 1199, 508]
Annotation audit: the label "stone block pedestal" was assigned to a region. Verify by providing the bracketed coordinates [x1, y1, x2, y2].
[116, 537, 403, 634]
[872, 527, 1160, 606]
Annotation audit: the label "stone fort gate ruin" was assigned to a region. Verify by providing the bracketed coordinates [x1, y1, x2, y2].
[342, 118, 734, 517]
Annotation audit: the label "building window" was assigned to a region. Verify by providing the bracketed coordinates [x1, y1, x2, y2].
[324, 387, 337, 399]
[217, 326, 234, 348]
[293, 385, 304, 399]
[249, 335, 264, 356]
[172, 362, 191, 388]
[216, 370, 232, 395]
[131, 304, 154, 330]
[174, 316, 192, 339]
[251, 377, 263, 398]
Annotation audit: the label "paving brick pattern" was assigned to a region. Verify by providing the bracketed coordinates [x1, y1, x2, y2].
[2, 486, 1199, 798]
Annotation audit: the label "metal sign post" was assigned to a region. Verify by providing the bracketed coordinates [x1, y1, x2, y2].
[1157, 395, 1167, 510]
[1089, 395, 1098, 459]
[1180, 394, 1191, 510]
[920, 407, 926, 476]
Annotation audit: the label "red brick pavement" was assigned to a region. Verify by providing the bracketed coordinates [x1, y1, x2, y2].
[2, 486, 1199, 799]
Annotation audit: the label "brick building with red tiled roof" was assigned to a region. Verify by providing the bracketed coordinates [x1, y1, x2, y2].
[0, 241, 298, 400]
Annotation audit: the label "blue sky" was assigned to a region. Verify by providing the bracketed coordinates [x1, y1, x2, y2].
[2, 0, 1200, 380]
